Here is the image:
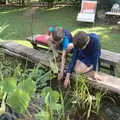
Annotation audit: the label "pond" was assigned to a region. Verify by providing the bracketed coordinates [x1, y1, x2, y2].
[0, 50, 120, 120]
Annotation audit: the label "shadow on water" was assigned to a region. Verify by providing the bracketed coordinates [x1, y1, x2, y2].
[100, 102, 120, 120]
[1, 50, 120, 120]
[98, 93, 120, 120]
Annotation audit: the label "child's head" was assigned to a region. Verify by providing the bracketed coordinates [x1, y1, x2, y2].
[73, 31, 89, 49]
[52, 27, 64, 43]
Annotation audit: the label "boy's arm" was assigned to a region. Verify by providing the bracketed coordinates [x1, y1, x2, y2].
[67, 48, 78, 73]
[58, 50, 67, 80]
[64, 73, 71, 88]
[64, 48, 78, 87]
[59, 43, 74, 79]
[58, 37, 70, 80]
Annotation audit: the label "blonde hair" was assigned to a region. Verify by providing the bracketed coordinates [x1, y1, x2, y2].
[73, 31, 89, 49]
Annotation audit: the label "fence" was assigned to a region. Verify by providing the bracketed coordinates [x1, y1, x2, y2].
[31, 2, 80, 8]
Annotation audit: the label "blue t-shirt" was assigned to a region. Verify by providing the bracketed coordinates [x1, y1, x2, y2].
[49, 27, 72, 50]
[61, 36, 69, 50]
[61, 30, 72, 50]
[67, 33, 101, 73]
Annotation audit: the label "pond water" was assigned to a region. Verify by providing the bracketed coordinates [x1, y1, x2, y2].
[0, 53, 120, 120]
[100, 101, 120, 120]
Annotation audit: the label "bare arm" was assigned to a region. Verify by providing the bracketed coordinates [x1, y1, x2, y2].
[64, 72, 71, 88]
[58, 50, 67, 80]
[61, 50, 67, 71]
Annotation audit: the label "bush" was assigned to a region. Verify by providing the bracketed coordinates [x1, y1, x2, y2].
[98, 0, 119, 10]
[0, 0, 5, 4]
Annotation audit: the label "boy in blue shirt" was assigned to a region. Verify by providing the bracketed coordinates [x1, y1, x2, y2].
[64, 31, 101, 88]
[48, 27, 73, 80]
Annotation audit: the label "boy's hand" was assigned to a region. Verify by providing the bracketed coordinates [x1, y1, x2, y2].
[64, 76, 70, 88]
[64, 73, 71, 88]
[58, 72, 63, 80]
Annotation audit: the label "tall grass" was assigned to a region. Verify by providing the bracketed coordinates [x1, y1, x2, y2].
[63, 74, 104, 120]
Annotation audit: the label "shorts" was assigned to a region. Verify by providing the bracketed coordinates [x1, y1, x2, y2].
[79, 56, 93, 67]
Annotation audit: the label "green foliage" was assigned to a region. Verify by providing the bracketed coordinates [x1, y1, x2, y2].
[95, 92, 104, 113]
[0, 77, 35, 113]
[64, 74, 104, 119]
[40, 0, 57, 2]
[0, 78, 17, 93]
[7, 89, 30, 113]
[0, 93, 6, 115]
[0, 24, 9, 37]
[0, 51, 53, 114]
[49, 40, 59, 74]
[30, 67, 52, 90]
[0, 6, 120, 53]
[18, 78, 36, 96]
[0, 0, 5, 4]
[49, 60, 58, 74]
[0, 64, 36, 114]
[40, 0, 80, 2]
[35, 87, 64, 120]
[35, 111, 50, 120]
[0, 54, 23, 79]
[46, 0, 54, 2]
[41, 87, 60, 109]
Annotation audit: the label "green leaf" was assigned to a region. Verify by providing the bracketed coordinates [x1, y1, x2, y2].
[0, 77, 17, 93]
[41, 87, 60, 109]
[41, 87, 52, 95]
[49, 60, 58, 74]
[18, 79, 36, 96]
[0, 93, 7, 115]
[35, 111, 50, 120]
[36, 70, 51, 89]
[0, 91, 4, 100]
[7, 89, 30, 113]
[51, 103, 62, 112]
[50, 90, 59, 104]
[41, 87, 52, 104]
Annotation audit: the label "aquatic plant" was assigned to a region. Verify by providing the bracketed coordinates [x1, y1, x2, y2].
[35, 87, 65, 120]
[63, 74, 104, 120]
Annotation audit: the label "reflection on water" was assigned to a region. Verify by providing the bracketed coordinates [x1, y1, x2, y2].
[100, 101, 120, 120]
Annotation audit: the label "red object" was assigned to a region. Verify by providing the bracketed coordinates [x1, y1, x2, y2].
[35, 34, 49, 45]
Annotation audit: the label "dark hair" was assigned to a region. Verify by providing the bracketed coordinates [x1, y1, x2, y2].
[52, 27, 64, 42]
[73, 31, 89, 49]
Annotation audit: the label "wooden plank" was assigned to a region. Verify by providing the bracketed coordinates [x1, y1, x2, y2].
[4, 49, 35, 63]
[88, 72, 120, 94]
[0, 41, 53, 66]
[100, 49, 120, 65]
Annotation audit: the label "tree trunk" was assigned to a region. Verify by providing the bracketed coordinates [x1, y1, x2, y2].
[48, 2, 53, 8]
[6, 0, 8, 5]
[22, 0, 25, 6]
[27, 0, 31, 6]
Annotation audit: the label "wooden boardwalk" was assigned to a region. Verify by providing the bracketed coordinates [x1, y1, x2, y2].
[0, 41, 53, 66]
[0, 41, 120, 94]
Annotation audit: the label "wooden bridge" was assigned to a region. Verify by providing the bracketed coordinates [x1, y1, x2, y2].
[0, 41, 120, 94]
